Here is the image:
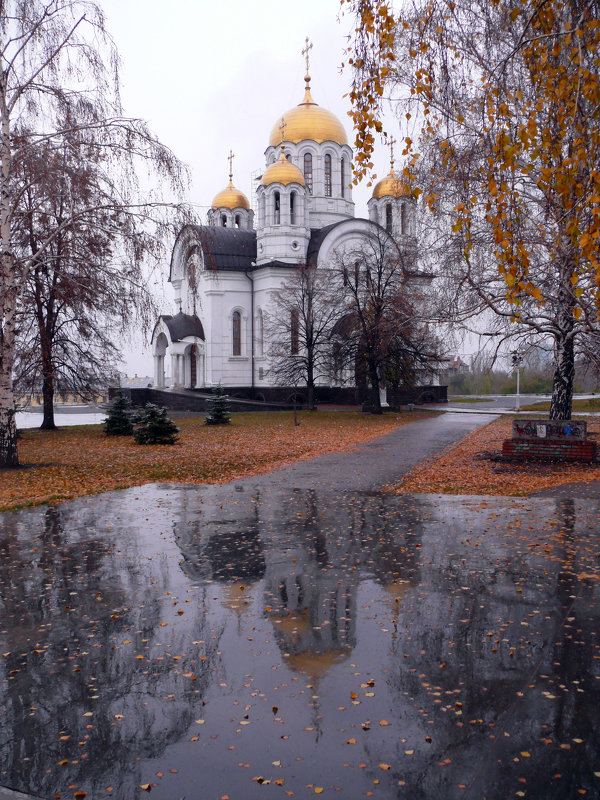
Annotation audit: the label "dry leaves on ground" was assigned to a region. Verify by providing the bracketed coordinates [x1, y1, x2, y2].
[393, 416, 600, 496]
[3, 410, 436, 511]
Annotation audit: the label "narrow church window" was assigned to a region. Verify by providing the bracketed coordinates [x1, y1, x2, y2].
[385, 203, 392, 233]
[401, 204, 407, 235]
[340, 158, 346, 198]
[290, 191, 296, 225]
[290, 308, 299, 355]
[221, 214, 227, 227]
[274, 191, 281, 224]
[232, 310, 241, 356]
[303, 153, 313, 194]
[324, 154, 332, 197]
[235, 214, 241, 228]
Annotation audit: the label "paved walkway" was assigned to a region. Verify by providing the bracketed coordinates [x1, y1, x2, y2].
[235, 411, 497, 492]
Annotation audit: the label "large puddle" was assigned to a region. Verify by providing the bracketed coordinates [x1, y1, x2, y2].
[0, 484, 598, 799]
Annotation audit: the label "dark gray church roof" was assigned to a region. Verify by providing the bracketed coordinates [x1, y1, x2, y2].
[200, 227, 257, 271]
[156, 312, 205, 342]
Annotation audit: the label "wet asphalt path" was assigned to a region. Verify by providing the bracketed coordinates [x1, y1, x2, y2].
[236, 411, 498, 492]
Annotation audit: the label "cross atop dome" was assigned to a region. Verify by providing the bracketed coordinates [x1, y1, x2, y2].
[278, 117, 287, 152]
[388, 136, 396, 173]
[228, 149, 235, 181]
[302, 36, 313, 89]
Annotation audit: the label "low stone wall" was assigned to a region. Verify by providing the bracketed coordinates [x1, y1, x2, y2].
[503, 418, 598, 462]
[502, 439, 598, 462]
[110, 384, 448, 412]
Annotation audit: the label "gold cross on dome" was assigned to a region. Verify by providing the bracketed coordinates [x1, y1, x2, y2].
[279, 117, 287, 151]
[302, 36, 313, 77]
[388, 136, 396, 172]
[228, 149, 234, 181]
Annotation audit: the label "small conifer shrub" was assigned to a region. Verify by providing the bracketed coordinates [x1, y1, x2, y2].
[205, 385, 231, 425]
[133, 403, 179, 444]
[104, 392, 134, 436]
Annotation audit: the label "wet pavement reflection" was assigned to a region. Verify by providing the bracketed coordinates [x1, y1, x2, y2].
[0, 484, 599, 799]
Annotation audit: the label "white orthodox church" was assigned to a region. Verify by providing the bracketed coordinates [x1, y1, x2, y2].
[151, 46, 426, 399]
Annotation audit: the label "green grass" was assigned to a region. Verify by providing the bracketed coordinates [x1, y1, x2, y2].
[521, 398, 600, 412]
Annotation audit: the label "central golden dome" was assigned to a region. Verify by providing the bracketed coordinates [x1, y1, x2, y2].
[212, 180, 250, 210]
[372, 169, 412, 199]
[261, 151, 305, 186]
[269, 84, 348, 147]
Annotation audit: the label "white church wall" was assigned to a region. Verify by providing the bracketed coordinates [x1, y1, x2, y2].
[201, 271, 252, 387]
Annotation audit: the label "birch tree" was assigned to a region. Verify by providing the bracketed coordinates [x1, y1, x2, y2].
[0, 0, 186, 464]
[342, 0, 600, 419]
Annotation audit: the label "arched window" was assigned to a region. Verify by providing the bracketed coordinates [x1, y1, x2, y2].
[273, 191, 281, 224]
[257, 308, 264, 356]
[324, 153, 332, 197]
[235, 214, 241, 228]
[290, 191, 296, 225]
[401, 204, 408, 235]
[340, 158, 346, 198]
[303, 153, 313, 194]
[290, 308, 299, 355]
[385, 203, 393, 233]
[232, 310, 241, 356]
[259, 193, 265, 224]
[221, 214, 227, 227]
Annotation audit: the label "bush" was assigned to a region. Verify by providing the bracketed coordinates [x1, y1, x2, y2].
[205, 385, 231, 425]
[104, 393, 134, 436]
[133, 403, 179, 445]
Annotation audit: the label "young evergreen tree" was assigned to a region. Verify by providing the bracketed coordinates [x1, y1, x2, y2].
[204, 385, 231, 425]
[103, 393, 134, 437]
[133, 404, 179, 445]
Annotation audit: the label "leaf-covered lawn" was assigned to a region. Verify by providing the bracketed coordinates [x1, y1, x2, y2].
[4, 410, 436, 511]
[394, 415, 600, 496]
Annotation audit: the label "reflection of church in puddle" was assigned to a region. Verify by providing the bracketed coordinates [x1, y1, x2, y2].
[174, 486, 420, 680]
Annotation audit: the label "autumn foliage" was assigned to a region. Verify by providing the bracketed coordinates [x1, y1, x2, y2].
[394, 416, 600, 496]
[342, 0, 600, 420]
[2, 411, 433, 511]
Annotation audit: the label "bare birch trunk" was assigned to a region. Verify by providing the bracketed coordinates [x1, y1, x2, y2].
[549, 266, 576, 421]
[550, 331, 574, 420]
[0, 66, 19, 465]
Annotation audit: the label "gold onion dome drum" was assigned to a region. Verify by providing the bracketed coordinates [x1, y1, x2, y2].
[268, 85, 348, 146]
[261, 152, 306, 186]
[211, 180, 250, 210]
[372, 168, 412, 199]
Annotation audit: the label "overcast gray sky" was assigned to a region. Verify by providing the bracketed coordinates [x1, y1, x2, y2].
[98, 0, 398, 375]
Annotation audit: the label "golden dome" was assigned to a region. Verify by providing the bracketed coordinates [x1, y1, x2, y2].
[268, 85, 348, 147]
[212, 179, 250, 210]
[372, 169, 412, 199]
[261, 151, 305, 186]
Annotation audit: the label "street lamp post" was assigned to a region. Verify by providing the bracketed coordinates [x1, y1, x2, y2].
[511, 352, 524, 412]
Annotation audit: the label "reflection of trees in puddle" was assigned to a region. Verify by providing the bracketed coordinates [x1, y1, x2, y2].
[381, 496, 600, 799]
[0, 497, 224, 800]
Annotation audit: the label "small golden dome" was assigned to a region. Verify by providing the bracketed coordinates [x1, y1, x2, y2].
[372, 169, 412, 199]
[261, 151, 305, 186]
[212, 180, 250, 210]
[268, 86, 348, 147]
